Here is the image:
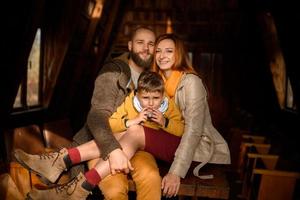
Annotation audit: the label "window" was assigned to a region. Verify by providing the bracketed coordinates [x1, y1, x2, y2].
[285, 77, 297, 110]
[13, 29, 41, 109]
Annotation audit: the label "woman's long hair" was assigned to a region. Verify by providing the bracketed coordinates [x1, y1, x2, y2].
[152, 33, 197, 75]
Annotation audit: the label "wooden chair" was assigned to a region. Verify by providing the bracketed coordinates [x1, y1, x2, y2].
[242, 134, 266, 144]
[238, 142, 271, 180]
[3, 125, 45, 198]
[228, 127, 268, 175]
[4, 122, 74, 197]
[239, 152, 300, 200]
[42, 118, 74, 149]
[252, 168, 300, 200]
[239, 153, 279, 199]
[4, 124, 45, 162]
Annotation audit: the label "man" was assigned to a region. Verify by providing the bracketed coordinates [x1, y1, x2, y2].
[14, 26, 161, 200]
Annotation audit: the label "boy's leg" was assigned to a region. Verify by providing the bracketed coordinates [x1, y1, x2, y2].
[88, 158, 129, 200]
[99, 174, 129, 200]
[93, 152, 161, 200]
[131, 151, 161, 200]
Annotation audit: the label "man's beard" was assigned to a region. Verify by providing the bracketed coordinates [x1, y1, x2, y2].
[130, 51, 153, 69]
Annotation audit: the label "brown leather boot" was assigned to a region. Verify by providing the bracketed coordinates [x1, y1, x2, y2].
[14, 148, 68, 183]
[26, 172, 92, 200]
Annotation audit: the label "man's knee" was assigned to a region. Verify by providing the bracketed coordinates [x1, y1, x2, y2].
[99, 174, 129, 200]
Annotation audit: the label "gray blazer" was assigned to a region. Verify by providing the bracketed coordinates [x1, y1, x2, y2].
[169, 73, 231, 178]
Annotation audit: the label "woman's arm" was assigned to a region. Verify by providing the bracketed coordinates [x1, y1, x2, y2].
[169, 75, 208, 178]
[161, 75, 208, 197]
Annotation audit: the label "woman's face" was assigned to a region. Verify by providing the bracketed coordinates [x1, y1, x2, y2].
[155, 39, 175, 73]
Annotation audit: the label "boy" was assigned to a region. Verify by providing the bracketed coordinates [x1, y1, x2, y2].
[109, 70, 183, 136]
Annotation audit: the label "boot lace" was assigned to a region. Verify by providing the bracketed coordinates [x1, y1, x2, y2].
[55, 175, 81, 195]
[39, 149, 64, 167]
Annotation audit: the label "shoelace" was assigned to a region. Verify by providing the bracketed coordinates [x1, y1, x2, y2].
[39, 150, 63, 167]
[55, 175, 81, 195]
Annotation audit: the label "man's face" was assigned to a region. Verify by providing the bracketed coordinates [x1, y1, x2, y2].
[129, 29, 155, 69]
[137, 90, 163, 110]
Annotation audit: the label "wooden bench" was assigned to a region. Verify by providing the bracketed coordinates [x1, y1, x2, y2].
[240, 152, 300, 200]
[239, 153, 279, 198]
[228, 127, 268, 175]
[128, 162, 230, 199]
[252, 168, 300, 200]
[238, 142, 271, 179]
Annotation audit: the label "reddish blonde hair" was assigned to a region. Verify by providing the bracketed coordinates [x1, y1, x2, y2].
[152, 33, 197, 75]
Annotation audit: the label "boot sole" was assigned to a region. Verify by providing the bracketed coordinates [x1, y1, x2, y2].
[13, 151, 57, 186]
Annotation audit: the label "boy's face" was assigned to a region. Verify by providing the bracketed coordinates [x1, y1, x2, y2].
[137, 90, 163, 110]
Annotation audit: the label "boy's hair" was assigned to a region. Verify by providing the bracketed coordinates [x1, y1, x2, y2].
[137, 71, 164, 94]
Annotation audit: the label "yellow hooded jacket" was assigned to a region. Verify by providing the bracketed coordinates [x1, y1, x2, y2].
[109, 91, 184, 137]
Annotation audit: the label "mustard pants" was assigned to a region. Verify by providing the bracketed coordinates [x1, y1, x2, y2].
[95, 151, 161, 200]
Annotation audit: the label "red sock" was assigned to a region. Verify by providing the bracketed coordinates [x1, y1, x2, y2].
[67, 148, 81, 165]
[84, 168, 102, 187]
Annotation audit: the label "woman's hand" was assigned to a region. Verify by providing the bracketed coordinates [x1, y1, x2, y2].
[161, 173, 181, 198]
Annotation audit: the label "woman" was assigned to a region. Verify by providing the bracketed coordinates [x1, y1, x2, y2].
[152, 33, 231, 197]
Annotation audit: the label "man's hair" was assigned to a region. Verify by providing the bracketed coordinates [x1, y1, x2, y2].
[130, 25, 154, 41]
[137, 71, 164, 94]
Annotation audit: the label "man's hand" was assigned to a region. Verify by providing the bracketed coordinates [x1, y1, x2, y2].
[108, 148, 134, 175]
[161, 173, 180, 198]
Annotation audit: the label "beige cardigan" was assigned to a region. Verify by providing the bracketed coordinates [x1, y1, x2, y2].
[168, 73, 231, 178]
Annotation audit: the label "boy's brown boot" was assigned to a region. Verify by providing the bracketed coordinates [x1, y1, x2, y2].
[26, 172, 92, 200]
[14, 148, 68, 183]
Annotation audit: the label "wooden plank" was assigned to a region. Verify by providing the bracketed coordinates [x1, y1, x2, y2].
[242, 134, 266, 143]
[195, 165, 230, 199]
[239, 153, 279, 199]
[178, 172, 197, 197]
[253, 169, 300, 178]
[247, 153, 279, 170]
[253, 169, 300, 200]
